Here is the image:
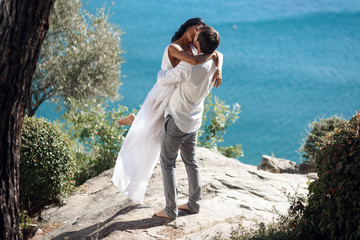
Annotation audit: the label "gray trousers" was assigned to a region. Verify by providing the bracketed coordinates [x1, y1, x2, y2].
[160, 115, 202, 219]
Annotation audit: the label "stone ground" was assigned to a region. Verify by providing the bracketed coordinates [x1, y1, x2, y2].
[31, 147, 315, 240]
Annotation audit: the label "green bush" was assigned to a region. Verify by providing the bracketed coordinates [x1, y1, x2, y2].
[218, 144, 244, 159]
[63, 99, 131, 185]
[300, 111, 360, 239]
[20, 117, 75, 213]
[300, 116, 347, 164]
[198, 94, 243, 158]
[61, 93, 242, 185]
[218, 190, 309, 240]
[222, 112, 360, 240]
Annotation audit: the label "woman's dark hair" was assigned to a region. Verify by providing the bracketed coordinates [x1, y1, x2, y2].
[171, 17, 206, 42]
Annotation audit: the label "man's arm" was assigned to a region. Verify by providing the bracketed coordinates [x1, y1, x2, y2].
[157, 61, 191, 86]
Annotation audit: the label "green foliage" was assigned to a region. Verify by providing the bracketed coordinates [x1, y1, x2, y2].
[28, 0, 124, 116]
[218, 190, 309, 240]
[19, 210, 34, 240]
[218, 145, 244, 159]
[20, 117, 75, 213]
[198, 94, 243, 158]
[300, 116, 346, 164]
[218, 112, 360, 240]
[300, 111, 360, 239]
[63, 99, 131, 185]
[222, 221, 293, 240]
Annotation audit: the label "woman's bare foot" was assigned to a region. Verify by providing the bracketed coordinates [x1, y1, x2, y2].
[178, 203, 190, 211]
[154, 209, 172, 219]
[118, 114, 135, 126]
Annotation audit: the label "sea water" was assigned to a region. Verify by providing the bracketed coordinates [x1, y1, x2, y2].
[37, 0, 360, 165]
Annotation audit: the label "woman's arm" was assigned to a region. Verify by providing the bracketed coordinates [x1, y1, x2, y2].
[168, 44, 214, 65]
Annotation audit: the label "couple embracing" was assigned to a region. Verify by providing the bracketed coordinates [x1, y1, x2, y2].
[112, 18, 223, 220]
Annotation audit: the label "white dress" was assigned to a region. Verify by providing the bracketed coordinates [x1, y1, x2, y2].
[112, 44, 177, 203]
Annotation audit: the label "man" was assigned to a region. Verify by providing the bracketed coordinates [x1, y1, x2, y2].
[154, 26, 222, 219]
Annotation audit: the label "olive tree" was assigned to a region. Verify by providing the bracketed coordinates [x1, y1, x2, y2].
[27, 0, 124, 116]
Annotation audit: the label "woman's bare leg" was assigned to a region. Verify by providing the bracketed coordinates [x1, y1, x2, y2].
[117, 113, 135, 126]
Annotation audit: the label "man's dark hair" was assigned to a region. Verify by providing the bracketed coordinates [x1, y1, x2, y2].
[197, 26, 220, 54]
[171, 18, 206, 42]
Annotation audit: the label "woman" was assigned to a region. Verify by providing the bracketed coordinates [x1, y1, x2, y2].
[118, 18, 222, 125]
[112, 18, 223, 203]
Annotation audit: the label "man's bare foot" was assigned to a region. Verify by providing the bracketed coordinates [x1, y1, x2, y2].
[154, 209, 172, 219]
[178, 204, 190, 211]
[118, 114, 135, 126]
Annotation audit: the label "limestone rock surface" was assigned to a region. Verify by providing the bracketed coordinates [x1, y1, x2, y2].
[258, 155, 316, 174]
[257, 155, 299, 173]
[32, 147, 313, 240]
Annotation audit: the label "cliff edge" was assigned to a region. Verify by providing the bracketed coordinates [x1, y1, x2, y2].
[32, 147, 314, 240]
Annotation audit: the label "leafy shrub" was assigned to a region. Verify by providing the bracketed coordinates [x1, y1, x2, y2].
[222, 112, 360, 240]
[198, 94, 243, 158]
[218, 144, 244, 159]
[300, 111, 360, 239]
[219, 190, 309, 240]
[63, 93, 242, 185]
[20, 117, 75, 213]
[63, 99, 131, 185]
[300, 116, 346, 164]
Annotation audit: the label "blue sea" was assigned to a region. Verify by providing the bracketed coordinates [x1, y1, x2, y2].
[37, 0, 360, 166]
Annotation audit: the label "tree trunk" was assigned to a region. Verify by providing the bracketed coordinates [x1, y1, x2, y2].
[0, 1, 55, 239]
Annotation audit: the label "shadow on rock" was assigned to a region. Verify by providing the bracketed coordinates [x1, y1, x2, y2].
[51, 204, 174, 240]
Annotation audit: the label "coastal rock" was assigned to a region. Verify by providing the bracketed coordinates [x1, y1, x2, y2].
[32, 147, 313, 240]
[257, 155, 316, 174]
[298, 161, 316, 174]
[257, 155, 299, 173]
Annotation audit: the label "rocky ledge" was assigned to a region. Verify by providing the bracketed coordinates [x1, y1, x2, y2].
[32, 147, 316, 240]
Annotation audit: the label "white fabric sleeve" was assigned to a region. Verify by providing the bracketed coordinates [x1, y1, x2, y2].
[157, 61, 191, 86]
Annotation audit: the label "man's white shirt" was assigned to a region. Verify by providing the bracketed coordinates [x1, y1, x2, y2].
[157, 59, 216, 133]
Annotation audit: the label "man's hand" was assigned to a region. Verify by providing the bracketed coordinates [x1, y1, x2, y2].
[212, 69, 222, 88]
[211, 51, 223, 88]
